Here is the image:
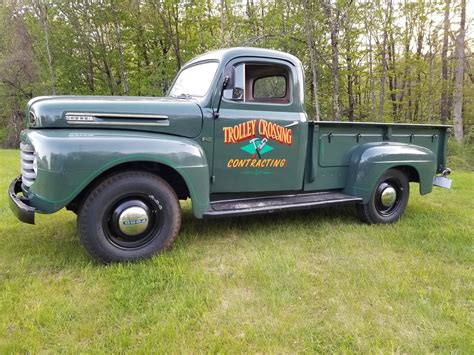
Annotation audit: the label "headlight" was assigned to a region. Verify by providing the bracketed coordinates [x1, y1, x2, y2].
[29, 111, 37, 126]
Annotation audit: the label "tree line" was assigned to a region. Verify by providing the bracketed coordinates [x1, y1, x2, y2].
[0, 0, 472, 147]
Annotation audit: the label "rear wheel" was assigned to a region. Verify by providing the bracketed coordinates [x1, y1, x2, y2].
[356, 169, 409, 224]
[78, 171, 181, 263]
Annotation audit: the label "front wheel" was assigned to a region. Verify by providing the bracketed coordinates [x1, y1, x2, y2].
[356, 169, 410, 224]
[78, 171, 181, 263]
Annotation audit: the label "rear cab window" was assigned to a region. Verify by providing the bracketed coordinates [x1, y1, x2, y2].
[253, 76, 287, 99]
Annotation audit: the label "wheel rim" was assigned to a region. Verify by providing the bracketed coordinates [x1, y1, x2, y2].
[374, 180, 403, 217]
[103, 194, 163, 249]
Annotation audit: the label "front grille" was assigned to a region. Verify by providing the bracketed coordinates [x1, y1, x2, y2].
[20, 142, 36, 187]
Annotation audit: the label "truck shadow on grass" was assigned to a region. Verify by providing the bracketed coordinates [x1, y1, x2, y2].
[3, 205, 359, 267]
[178, 203, 361, 244]
[4, 197, 462, 266]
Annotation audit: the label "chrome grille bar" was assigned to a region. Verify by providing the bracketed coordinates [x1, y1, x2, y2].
[20, 143, 36, 187]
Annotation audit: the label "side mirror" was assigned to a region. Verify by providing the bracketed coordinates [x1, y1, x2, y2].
[223, 88, 233, 100]
[223, 63, 245, 101]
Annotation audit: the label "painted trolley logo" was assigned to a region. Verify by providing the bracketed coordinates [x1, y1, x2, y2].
[223, 119, 293, 168]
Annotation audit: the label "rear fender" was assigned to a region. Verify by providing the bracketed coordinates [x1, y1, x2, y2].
[343, 142, 437, 202]
[23, 129, 210, 218]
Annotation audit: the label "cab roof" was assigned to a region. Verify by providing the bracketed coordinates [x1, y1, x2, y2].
[184, 47, 302, 68]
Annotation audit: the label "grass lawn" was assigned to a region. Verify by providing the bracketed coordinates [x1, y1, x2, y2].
[0, 148, 473, 352]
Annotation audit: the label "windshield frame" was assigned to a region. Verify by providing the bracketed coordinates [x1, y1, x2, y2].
[168, 59, 220, 99]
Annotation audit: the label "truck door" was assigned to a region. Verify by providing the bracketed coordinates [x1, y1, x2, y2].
[211, 59, 306, 193]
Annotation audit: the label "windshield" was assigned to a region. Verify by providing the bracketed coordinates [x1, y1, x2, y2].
[169, 61, 219, 98]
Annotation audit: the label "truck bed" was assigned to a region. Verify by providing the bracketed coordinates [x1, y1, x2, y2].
[305, 121, 450, 191]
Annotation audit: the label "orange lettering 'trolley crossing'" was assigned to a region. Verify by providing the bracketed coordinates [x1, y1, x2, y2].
[223, 119, 292, 145]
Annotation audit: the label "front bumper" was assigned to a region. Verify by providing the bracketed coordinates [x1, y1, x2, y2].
[8, 176, 35, 224]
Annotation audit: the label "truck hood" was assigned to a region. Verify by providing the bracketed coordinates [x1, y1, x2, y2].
[27, 96, 203, 138]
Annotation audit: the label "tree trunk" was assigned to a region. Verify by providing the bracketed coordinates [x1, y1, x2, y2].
[330, 26, 341, 120]
[427, 30, 434, 123]
[377, 0, 391, 122]
[378, 29, 388, 122]
[303, 0, 320, 121]
[7, 105, 23, 148]
[135, 2, 150, 67]
[172, 3, 182, 69]
[111, 1, 129, 95]
[42, 13, 56, 94]
[452, 0, 466, 142]
[155, 1, 182, 71]
[399, 6, 412, 122]
[414, 29, 424, 122]
[321, 0, 341, 120]
[387, 34, 397, 120]
[330, 19, 340, 120]
[368, 31, 375, 122]
[0, 9, 37, 147]
[356, 74, 362, 108]
[96, 23, 117, 95]
[86, 46, 95, 92]
[440, 0, 450, 124]
[220, 0, 225, 45]
[34, 1, 56, 95]
[346, 40, 354, 121]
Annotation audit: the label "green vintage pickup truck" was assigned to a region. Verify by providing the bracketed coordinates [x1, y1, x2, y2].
[9, 47, 452, 262]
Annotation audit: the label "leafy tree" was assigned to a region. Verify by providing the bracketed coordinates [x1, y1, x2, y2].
[0, 0, 472, 147]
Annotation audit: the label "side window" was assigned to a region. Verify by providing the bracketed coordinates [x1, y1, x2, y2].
[253, 76, 287, 99]
[245, 64, 290, 104]
[223, 62, 291, 104]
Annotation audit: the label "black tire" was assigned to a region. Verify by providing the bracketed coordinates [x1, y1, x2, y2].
[77, 171, 181, 263]
[356, 169, 409, 224]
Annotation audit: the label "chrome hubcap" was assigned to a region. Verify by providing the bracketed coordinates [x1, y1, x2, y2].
[118, 206, 149, 236]
[380, 186, 397, 208]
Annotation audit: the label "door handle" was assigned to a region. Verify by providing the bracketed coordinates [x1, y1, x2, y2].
[285, 121, 299, 128]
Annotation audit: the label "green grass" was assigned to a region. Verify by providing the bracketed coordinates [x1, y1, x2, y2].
[448, 139, 474, 171]
[0, 148, 473, 352]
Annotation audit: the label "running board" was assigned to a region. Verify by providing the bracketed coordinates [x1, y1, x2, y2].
[203, 191, 362, 218]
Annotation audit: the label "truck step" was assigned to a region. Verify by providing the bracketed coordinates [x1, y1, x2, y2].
[203, 191, 362, 218]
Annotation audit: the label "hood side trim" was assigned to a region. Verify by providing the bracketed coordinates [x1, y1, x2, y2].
[66, 112, 169, 119]
[65, 112, 170, 127]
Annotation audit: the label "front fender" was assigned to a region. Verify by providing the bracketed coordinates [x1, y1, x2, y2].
[343, 142, 437, 202]
[22, 129, 210, 218]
